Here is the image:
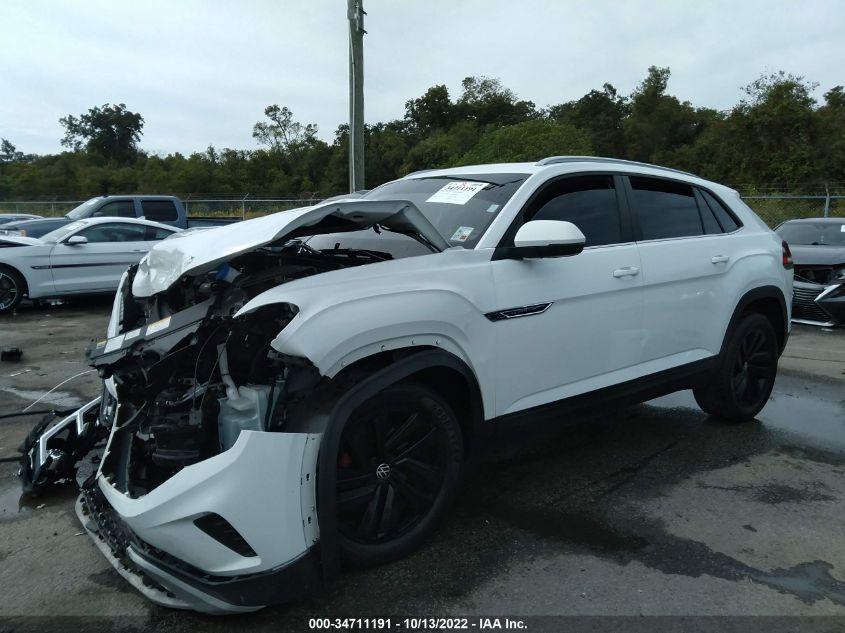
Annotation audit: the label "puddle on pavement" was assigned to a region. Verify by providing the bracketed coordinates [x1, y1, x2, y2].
[756, 561, 845, 606]
[648, 375, 845, 451]
[0, 471, 78, 519]
[0, 386, 84, 410]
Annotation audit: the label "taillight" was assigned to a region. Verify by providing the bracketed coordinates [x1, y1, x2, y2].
[782, 240, 793, 269]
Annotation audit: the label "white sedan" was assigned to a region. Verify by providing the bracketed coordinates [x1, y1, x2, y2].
[0, 217, 180, 312]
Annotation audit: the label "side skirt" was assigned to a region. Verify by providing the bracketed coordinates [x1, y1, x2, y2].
[489, 357, 717, 430]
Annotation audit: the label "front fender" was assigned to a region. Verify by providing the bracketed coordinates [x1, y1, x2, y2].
[242, 287, 496, 419]
[279, 288, 486, 370]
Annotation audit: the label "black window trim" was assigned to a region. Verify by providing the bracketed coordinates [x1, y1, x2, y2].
[75, 221, 149, 243]
[96, 199, 137, 219]
[692, 187, 715, 233]
[494, 171, 634, 252]
[696, 186, 743, 235]
[145, 224, 176, 241]
[620, 173, 744, 244]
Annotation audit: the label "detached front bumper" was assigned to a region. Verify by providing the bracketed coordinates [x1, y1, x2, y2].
[77, 429, 324, 614]
[792, 280, 845, 327]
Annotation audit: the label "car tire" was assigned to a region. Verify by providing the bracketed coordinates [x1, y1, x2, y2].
[335, 382, 463, 567]
[0, 265, 25, 313]
[693, 312, 778, 422]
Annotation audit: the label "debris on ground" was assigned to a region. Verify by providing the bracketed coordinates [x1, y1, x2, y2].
[1, 347, 23, 362]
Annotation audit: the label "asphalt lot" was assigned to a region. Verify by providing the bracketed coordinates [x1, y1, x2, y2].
[0, 296, 844, 631]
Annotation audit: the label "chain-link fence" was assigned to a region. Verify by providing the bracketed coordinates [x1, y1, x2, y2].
[740, 195, 844, 227]
[1, 192, 844, 227]
[0, 195, 324, 220]
[182, 195, 323, 219]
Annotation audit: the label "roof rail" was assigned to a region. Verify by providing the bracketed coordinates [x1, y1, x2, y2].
[536, 156, 697, 178]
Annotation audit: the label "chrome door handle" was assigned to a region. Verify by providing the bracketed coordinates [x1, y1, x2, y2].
[613, 266, 640, 278]
[711, 255, 730, 264]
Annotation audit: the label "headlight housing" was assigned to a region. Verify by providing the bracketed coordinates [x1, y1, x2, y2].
[106, 271, 128, 338]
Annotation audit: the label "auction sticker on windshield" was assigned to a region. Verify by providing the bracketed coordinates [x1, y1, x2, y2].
[450, 226, 474, 242]
[426, 181, 488, 205]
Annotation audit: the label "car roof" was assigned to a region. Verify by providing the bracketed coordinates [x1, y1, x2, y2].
[95, 194, 178, 200]
[1, 217, 67, 227]
[780, 217, 845, 224]
[402, 156, 731, 193]
[67, 217, 180, 231]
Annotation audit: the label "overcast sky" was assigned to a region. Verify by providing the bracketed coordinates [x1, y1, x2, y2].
[2, 0, 843, 156]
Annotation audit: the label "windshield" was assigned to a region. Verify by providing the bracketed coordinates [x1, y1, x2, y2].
[41, 221, 86, 243]
[363, 173, 529, 249]
[65, 198, 102, 220]
[777, 222, 845, 246]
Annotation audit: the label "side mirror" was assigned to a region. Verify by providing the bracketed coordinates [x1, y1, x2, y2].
[494, 220, 586, 260]
[65, 235, 88, 245]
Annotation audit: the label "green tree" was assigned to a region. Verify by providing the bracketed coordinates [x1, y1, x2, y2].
[624, 66, 708, 164]
[548, 83, 628, 157]
[5, 69, 845, 204]
[818, 86, 845, 186]
[700, 72, 820, 188]
[0, 139, 26, 163]
[252, 105, 318, 153]
[59, 103, 144, 163]
[459, 119, 592, 164]
[404, 85, 454, 136]
[364, 123, 409, 187]
[455, 76, 537, 128]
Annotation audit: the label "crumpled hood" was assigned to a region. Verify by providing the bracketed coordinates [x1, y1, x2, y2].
[131, 198, 449, 297]
[790, 245, 845, 267]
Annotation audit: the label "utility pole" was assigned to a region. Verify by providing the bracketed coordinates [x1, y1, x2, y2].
[348, 0, 365, 193]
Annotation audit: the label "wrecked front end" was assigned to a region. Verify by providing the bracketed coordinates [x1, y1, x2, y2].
[792, 264, 845, 327]
[76, 242, 382, 613]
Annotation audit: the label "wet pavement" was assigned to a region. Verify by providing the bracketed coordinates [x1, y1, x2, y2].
[0, 298, 843, 630]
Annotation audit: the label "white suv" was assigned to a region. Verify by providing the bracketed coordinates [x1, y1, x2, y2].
[31, 157, 793, 613]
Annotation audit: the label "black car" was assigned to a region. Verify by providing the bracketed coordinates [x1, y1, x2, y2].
[776, 217, 845, 326]
[0, 217, 71, 238]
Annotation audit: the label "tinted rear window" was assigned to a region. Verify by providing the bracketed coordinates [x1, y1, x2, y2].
[700, 190, 739, 232]
[629, 176, 702, 240]
[697, 192, 723, 235]
[96, 200, 135, 218]
[141, 200, 179, 222]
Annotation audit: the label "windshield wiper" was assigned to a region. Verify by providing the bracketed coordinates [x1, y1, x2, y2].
[417, 175, 524, 189]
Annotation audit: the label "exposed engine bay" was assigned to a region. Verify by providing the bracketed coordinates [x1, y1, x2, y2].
[88, 239, 391, 497]
[14, 195, 478, 612]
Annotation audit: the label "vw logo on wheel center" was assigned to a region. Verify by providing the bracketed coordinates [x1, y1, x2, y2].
[375, 463, 391, 480]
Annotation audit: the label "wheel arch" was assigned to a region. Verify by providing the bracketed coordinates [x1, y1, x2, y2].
[723, 285, 788, 355]
[282, 347, 485, 582]
[0, 261, 30, 300]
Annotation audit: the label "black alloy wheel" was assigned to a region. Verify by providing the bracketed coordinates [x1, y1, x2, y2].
[731, 324, 777, 408]
[335, 383, 463, 566]
[694, 312, 778, 422]
[0, 267, 24, 313]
